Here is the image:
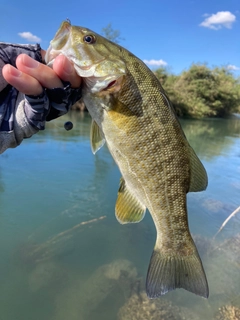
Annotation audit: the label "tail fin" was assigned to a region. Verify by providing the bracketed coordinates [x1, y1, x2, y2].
[146, 247, 209, 298]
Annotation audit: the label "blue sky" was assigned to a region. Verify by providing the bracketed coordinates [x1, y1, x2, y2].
[0, 0, 239, 75]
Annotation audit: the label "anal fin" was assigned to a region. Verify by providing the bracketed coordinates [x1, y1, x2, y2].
[115, 178, 146, 224]
[90, 120, 105, 155]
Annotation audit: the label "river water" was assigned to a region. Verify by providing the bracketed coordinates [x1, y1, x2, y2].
[0, 112, 239, 320]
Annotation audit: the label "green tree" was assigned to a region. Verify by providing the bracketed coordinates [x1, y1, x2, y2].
[154, 64, 240, 118]
[101, 23, 123, 44]
[154, 67, 169, 85]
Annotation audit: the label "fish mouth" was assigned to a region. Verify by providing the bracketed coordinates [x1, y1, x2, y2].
[45, 21, 72, 66]
[45, 48, 105, 76]
[73, 57, 106, 72]
[44, 44, 55, 66]
[51, 20, 72, 50]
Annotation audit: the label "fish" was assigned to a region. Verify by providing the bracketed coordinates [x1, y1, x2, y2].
[45, 21, 209, 298]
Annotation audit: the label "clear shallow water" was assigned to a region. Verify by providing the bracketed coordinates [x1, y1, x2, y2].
[0, 112, 239, 320]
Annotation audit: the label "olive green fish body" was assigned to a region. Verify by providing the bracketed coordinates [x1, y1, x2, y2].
[46, 21, 209, 298]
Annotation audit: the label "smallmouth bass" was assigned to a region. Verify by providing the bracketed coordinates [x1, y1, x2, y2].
[45, 21, 209, 298]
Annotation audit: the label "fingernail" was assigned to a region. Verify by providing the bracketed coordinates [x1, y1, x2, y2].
[22, 54, 39, 68]
[8, 65, 22, 77]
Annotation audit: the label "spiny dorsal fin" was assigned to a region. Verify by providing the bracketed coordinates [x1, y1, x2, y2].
[188, 146, 208, 192]
[115, 178, 146, 224]
[90, 120, 105, 154]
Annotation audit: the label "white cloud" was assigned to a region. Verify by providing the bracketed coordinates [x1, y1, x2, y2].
[18, 32, 41, 42]
[227, 64, 240, 71]
[143, 59, 167, 67]
[200, 11, 236, 30]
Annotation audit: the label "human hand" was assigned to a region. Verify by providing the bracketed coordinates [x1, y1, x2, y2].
[2, 50, 81, 96]
[0, 44, 82, 154]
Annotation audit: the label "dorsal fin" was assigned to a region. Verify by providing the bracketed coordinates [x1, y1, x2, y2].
[90, 120, 105, 154]
[188, 146, 208, 192]
[115, 178, 146, 224]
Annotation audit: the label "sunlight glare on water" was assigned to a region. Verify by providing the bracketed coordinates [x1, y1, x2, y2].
[0, 112, 239, 320]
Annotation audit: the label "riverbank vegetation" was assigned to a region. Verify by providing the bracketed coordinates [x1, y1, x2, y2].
[154, 64, 240, 118]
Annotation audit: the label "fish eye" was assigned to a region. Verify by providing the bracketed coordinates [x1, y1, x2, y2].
[83, 35, 96, 44]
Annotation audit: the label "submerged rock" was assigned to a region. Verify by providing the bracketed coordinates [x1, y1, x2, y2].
[216, 234, 240, 265]
[53, 259, 138, 320]
[118, 291, 199, 320]
[214, 304, 240, 320]
[28, 260, 68, 292]
[193, 234, 214, 256]
[202, 233, 240, 309]
[103, 259, 137, 280]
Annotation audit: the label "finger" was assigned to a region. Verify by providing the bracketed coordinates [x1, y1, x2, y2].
[53, 55, 82, 88]
[2, 64, 43, 96]
[16, 54, 63, 89]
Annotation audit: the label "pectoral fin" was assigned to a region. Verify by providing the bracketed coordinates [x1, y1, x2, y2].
[188, 146, 208, 192]
[115, 178, 146, 224]
[90, 120, 105, 154]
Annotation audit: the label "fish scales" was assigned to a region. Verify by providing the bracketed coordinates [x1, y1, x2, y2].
[45, 21, 209, 298]
[106, 66, 190, 239]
